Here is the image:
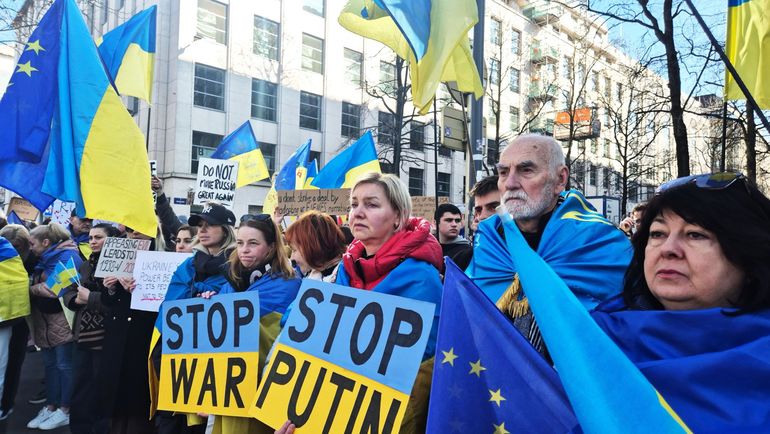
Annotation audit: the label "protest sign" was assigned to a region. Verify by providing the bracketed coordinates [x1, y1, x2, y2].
[150, 160, 158, 176]
[411, 196, 450, 223]
[276, 188, 350, 216]
[130, 251, 192, 312]
[46, 200, 76, 226]
[158, 291, 261, 417]
[94, 237, 152, 278]
[7, 197, 39, 221]
[251, 280, 435, 433]
[194, 158, 239, 209]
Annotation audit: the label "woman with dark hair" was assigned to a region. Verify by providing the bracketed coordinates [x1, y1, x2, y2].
[284, 211, 347, 282]
[591, 172, 770, 431]
[202, 214, 300, 434]
[63, 223, 119, 433]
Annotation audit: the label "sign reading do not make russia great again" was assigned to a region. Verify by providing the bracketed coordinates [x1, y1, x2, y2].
[251, 280, 435, 434]
[158, 291, 260, 417]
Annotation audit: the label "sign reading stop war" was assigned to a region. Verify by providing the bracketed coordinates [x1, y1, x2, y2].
[94, 237, 152, 278]
[251, 280, 435, 433]
[194, 158, 239, 209]
[158, 291, 260, 417]
[276, 188, 350, 216]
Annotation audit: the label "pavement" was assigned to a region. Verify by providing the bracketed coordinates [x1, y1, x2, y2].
[0, 350, 68, 434]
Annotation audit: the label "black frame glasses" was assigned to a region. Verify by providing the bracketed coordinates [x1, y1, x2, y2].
[656, 172, 747, 194]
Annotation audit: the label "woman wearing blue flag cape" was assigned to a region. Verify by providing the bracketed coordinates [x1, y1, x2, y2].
[201, 213, 300, 434]
[592, 173, 770, 431]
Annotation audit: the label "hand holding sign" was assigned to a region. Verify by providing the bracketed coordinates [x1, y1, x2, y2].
[251, 280, 435, 433]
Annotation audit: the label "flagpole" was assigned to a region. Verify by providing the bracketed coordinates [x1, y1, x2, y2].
[683, 0, 770, 135]
[469, 0, 486, 189]
[721, 101, 727, 172]
[433, 98, 439, 210]
[145, 104, 152, 151]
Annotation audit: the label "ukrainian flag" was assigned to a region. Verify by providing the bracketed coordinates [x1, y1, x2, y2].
[0, 0, 156, 237]
[497, 211, 691, 433]
[210, 121, 269, 188]
[725, 0, 770, 108]
[262, 140, 312, 215]
[97, 5, 156, 103]
[310, 130, 380, 189]
[0, 237, 30, 322]
[339, 0, 483, 114]
[302, 159, 319, 189]
[45, 258, 79, 297]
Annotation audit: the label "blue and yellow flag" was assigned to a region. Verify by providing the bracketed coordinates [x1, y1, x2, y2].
[263, 140, 312, 215]
[45, 258, 79, 297]
[339, 0, 483, 113]
[427, 260, 578, 433]
[211, 121, 269, 188]
[0, 237, 30, 322]
[725, 0, 770, 108]
[6, 211, 24, 226]
[97, 5, 156, 103]
[497, 210, 691, 433]
[310, 131, 380, 189]
[302, 159, 319, 189]
[0, 0, 156, 237]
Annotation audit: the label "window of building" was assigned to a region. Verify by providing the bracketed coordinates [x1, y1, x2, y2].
[303, 0, 324, 16]
[603, 138, 610, 157]
[379, 61, 396, 94]
[197, 0, 227, 45]
[344, 48, 362, 87]
[191, 131, 222, 173]
[509, 68, 520, 93]
[410, 121, 424, 150]
[562, 57, 572, 80]
[101, 2, 109, 25]
[409, 168, 424, 196]
[589, 164, 598, 186]
[437, 172, 451, 197]
[602, 167, 611, 190]
[590, 138, 598, 155]
[591, 71, 599, 93]
[301, 34, 324, 74]
[309, 150, 321, 167]
[261, 143, 276, 175]
[253, 16, 279, 60]
[616, 82, 623, 102]
[341, 102, 361, 138]
[378, 112, 396, 146]
[194, 64, 225, 111]
[511, 29, 521, 55]
[604, 75, 612, 100]
[489, 58, 500, 86]
[251, 79, 277, 122]
[299, 91, 322, 130]
[489, 18, 501, 46]
[439, 145, 452, 157]
[486, 139, 499, 167]
[509, 107, 520, 132]
[572, 161, 585, 185]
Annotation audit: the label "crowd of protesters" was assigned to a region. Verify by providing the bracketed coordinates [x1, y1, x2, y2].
[0, 133, 768, 433]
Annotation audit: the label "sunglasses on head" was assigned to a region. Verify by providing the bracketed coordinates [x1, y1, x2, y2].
[240, 214, 272, 223]
[656, 172, 747, 194]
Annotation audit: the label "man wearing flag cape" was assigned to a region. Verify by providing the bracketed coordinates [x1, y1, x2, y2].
[466, 134, 632, 357]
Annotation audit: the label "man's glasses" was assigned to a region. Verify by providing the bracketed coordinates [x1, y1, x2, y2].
[240, 213, 272, 223]
[656, 172, 747, 194]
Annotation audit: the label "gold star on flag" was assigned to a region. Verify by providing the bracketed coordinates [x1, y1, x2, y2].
[441, 347, 458, 366]
[493, 422, 510, 434]
[26, 40, 45, 55]
[16, 61, 38, 77]
[469, 359, 486, 377]
[489, 388, 506, 407]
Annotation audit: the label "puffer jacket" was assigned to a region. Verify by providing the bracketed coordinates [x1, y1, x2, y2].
[30, 239, 83, 348]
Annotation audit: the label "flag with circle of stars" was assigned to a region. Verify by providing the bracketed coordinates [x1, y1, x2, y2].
[426, 260, 579, 434]
[0, 0, 63, 164]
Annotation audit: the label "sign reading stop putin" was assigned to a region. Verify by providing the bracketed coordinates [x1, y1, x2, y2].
[251, 280, 435, 434]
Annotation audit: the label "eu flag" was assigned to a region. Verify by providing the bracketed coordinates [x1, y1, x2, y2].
[426, 260, 578, 433]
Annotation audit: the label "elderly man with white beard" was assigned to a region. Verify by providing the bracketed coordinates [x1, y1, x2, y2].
[465, 134, 632, 358]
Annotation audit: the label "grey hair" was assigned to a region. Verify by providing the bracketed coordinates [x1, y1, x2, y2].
[351, 172, 412, 231]
[503, 133, 566, 172]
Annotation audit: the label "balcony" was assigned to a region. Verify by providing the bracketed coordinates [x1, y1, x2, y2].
[527, 82, 558, 102]
[522, 1, 562, 26]
[530, 118, 554, 136]
[530, 41, 558, 65]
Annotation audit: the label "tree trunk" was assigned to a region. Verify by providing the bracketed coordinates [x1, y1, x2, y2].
[660, 2, 690, 177]
[746, 104, 757, 183]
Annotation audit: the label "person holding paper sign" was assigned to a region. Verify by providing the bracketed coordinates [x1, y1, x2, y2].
[284, 211, 347, 282]
[27, 223, 84, 430]
[203, 214, 300, 434]
[62, 223, 119, 434]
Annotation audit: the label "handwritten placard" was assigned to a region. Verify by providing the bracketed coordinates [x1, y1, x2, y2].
[130, 251, 192, 312]
[94, 237, 152, 278]
[276, 188, 350, 216]
[411, 196, 450, 223]
[7, 197, 39, 221]
[150, 160, 158, 176]
[194, 158, 239, 209]
[158, 291, 261, 417]
[251, 280, 435, 432]
[46, 200, 75, 226]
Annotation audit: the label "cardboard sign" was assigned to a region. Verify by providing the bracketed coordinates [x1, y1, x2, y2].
[94, 237, 152, 278]
[158, 291, 261, 417]
[251, 280, 435, 433]
[130, 251, 192, 312]
[7, 197, 39, 221]
[194, 158, 239, 209]
[46, 200, 75, 226]
[150, 160, 158, 176]
[276, 188, 350, 216]
[411, 196, 450, 223]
